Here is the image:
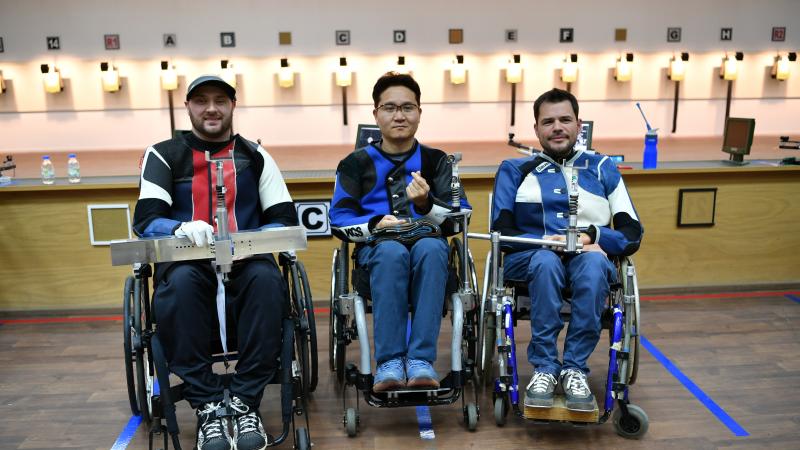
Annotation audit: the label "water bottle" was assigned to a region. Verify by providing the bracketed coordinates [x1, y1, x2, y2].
[41, 155, 55, 184]
[642, 130, 658, 169]
[67, 153, 81, 183]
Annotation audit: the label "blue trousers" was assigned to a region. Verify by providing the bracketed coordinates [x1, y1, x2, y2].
[357, 237, 448, 365]
[503, 249, 616, 376]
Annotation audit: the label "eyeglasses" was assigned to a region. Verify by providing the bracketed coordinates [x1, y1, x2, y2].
[377, 103, 419, 115]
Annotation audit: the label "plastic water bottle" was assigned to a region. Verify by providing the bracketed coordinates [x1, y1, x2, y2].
[41, 155, 55, 184]
[67, 153, 81, 183]
[642, 130, 658, 169]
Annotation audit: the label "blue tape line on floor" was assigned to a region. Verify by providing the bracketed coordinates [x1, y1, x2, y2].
[785, 294, 800, 304]
[110, 415, 142, 450]
[641, 335, 749, 437]
[416, 406, 435, 440]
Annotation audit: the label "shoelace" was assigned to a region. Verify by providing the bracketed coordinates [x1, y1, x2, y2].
[562, 369, 590, 397]
[197, 402, 225, 440]
[527, 372, 556, 393]
[406, 359, 430, 371]
[230, 397, 260, 434]
[379, 358, 404, 373]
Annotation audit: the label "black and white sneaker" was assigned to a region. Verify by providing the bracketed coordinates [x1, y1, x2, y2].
[231, 396, 269, 450]
[524, 371, 557, 408]
[195, 402, 233, 450]
[560, 368, 595, 411]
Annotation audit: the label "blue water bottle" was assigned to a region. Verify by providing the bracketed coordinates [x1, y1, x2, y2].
[635, 102, 658, 169]
[642, 130, 658, 169]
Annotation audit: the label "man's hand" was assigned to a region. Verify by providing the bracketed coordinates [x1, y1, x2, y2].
[406, 171, 431, 209]
[375, 215, 407, 229]
[542, 234, 595, 252]
[175, 220, 215, 247]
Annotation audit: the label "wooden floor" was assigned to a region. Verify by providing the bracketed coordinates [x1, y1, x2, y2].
[1, 290, 799, 449]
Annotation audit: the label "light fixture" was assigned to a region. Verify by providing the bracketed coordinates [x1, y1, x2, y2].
[100, 62, 121, 93]
[561, 54, 578, 83]
[614, 53, 634, 82]
[278, 58, 294, 88]
[335, 57, 352, 87]
[160, 61, 178, 91]
[40, 64, 63, 94]
[395, 56, 411, 75]
[720, 52, 743, 81]
[506, 54, 522, 84]
[771, 52, 795, 81]
[450, 55, 466, 85]
[220, 60, 237, 89]
[0, 71, 5, 94]
[668, 52, 689, 82]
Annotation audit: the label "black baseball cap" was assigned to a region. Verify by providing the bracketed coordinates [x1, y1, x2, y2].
[186, 75, 236, 101]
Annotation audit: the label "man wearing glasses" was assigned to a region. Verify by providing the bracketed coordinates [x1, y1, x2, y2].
[330, 72, 471, 392]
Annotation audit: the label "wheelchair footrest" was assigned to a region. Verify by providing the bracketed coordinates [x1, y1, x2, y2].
[522, 394, 598, 423]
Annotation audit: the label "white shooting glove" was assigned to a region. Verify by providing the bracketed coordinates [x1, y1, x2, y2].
[175, 220, 215, 247]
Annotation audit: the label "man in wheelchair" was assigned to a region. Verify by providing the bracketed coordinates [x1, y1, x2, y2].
[132, 75, 299, 450]
[330, 72, 471, 392]
[491, 88, 643, 412]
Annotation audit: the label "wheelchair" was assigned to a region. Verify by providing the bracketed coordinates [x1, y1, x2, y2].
[121, 251, 317, 450]
[328, 155, 481, 436]
[471, 231, 647, 439]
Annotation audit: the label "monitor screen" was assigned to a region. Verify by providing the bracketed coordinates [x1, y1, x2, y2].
[355, 124, 382, 150]
[609, 154, 625, 163]
[574, 120, 593, 151]
[721, 117, 755, 165]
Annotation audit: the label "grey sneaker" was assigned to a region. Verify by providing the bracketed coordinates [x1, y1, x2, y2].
[195, 402, 233, 450]
[524, 371, 557, 408]
[230, 396, 269, 450]
[560, 368, 595, 411]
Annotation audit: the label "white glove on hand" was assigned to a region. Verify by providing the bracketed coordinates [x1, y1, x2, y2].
[175, 220, 215, 247]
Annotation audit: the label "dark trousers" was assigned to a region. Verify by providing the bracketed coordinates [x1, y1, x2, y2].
[153, 257, 286, 409]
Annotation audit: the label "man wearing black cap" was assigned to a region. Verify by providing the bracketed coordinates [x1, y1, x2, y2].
[133, 75, 298, 450]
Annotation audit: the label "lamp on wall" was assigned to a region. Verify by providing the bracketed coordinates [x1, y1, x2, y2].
[395, 56, 411, 75]
[668, 52, 689, 82]
[40, 64, 63, 94]
[335, 57, 352, 87]
[336, 57, 351, 125]
[220, 60, 237, 89]
[0, 71, 6, 94]
[561, 54, 578, 92]
[160, 61, 178, 91]
[668, 52, 689, 133]
[720, 52, 743, 81]
[614, 53, 634, 82]
[100, 62, 121, 93]
[278, 58, 294, 88]
[720, 52, 743, 121]
[506, 54, 522, 84]
[771, 52, 796, 81]
[450, 55, 466, 85]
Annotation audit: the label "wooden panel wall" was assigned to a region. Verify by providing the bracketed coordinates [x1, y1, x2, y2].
[1, 167, 798, 311]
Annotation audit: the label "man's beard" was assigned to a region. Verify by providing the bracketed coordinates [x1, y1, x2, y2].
[541, 136, 576, 161]
[189, 112, 233, 140]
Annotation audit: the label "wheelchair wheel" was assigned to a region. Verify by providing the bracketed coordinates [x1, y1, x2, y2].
[493, 396, 507, 427]
[329, 247, 348, 385]
[296, 260, 318, 393]
[613, 404, 649, 439]
[294, 427, 310, 450]
[133, 278, 153, 424]
[122, 276, 140, 416]
[344, 407, 359, 437]
[477, 252, 496, 386]
[450, 239, 479, 375]
[622, 257, 641, 386]
[464, 402, 479, 431]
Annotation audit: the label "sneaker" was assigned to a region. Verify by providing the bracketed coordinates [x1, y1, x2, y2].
[560, 368, 595, 412]
[195, 402, 233, 450]
[373, 357, 406, 392]
[230, 396, 269, 450]
[524, 371, 557, 408]
[406, 358, 440, 390]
